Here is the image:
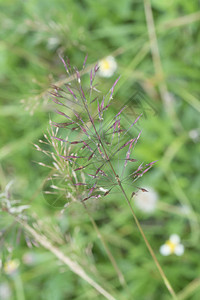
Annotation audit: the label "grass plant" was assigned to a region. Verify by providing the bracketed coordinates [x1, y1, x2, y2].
[1, 1, 200, 299]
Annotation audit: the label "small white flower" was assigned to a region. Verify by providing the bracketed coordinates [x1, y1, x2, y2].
[98, 56, 117, 78]
[160, 234, 184, 256]
[3, 259, 20, 275]
[134, 187, 158, 213]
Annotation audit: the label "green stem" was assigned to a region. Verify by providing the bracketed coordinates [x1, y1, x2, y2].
[83, 202, 126, 286]
[117, 179, 177, 300]
[13, 273, 25, 300]
[177, 277, 200, 300]
[12, 216, 116, 300]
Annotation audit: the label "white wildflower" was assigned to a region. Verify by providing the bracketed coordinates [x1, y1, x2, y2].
[134, 187, 158, 213]
[98, 56, 117, 78]
[160, 234, 184, 256]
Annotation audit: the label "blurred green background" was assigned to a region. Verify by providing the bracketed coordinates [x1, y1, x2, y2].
[0, 0, 200, 299]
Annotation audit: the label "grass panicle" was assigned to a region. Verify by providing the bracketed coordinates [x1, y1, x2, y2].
[46, 55, 176, 299]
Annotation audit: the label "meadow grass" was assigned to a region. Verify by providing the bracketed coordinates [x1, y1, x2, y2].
[0, 0, 200, 299]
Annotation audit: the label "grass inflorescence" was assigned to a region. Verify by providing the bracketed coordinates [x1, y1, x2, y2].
[49, 56, 155, 204]
[45, 55, 176, 298]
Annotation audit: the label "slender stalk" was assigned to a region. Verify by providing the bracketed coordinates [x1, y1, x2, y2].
[13, 273, 25, 300]
[143, 0, 182, 133]
[83, 202, 126, 286]
[177, 277, 200, 300]
[160, 11, 200, 30]
[104, 149, 177, 298]
[117, 179, 177, 300]
[12, 215, 116, 300]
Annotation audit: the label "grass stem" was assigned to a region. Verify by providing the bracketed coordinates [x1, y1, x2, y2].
[83, 202, 127, 287]
[13, 215, 117, 300]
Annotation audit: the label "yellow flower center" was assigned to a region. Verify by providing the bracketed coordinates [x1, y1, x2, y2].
[102, 60, 110, 70]
[166, 240, 176, 253]
[4, 260, 19, 274]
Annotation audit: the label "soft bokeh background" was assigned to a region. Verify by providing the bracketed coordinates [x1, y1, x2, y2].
[0, 0, 200, 299]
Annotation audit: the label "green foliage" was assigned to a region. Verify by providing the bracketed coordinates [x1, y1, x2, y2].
[0, 0, 200, 299]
